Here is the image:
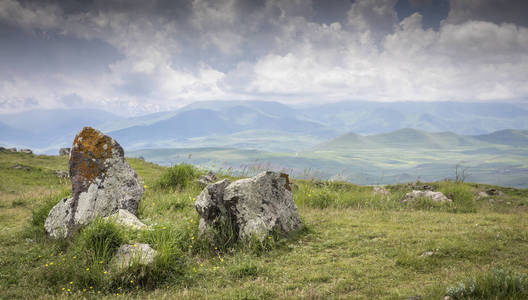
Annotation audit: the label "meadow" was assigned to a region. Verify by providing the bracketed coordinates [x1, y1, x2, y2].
[1, 150, 527, 299]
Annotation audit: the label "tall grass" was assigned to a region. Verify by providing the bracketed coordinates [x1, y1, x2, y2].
[154, 163, 201, 191]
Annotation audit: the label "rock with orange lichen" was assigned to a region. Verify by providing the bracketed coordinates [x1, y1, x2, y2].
[45, 127, 144, 238]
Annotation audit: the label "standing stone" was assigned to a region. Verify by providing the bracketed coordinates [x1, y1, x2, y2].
[196, 171, 302, 241]
[44, 127, 144, 238]
[59, 148, 71, 156]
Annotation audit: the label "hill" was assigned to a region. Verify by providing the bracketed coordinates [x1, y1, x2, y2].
[1, 150, 527, 299]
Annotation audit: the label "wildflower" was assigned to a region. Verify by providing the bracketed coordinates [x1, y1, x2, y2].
[191, 236, 195, 240]
[219, 257, 224, 262]
[189, 245, 193, 248]
[133, 244, 137, 248]
[67, 289, 70, 292]
[130, 280, 134, 283]
[69, 281, 73, 285]
[90, 286, 93, 289]
[49, 262, 54, 265]
[100, 260, 103, 264]
[62, 288, 65, 291]
[162, 226, 167, 229]
[38, 255, 42, 258]
[73, 256, 76, 259]
[118, 287, 121, 290]
[45, 264, 48, 267]
[86, 267, 90, 271]
[200, 264, 203, 267]
[116, 293, 120, 296]
[104, 271, 107, 274]
[83, 289, 87, 292]
[98, 291, 101, 294]
[268, 236, 272, 240]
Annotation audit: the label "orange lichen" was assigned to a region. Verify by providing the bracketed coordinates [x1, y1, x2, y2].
[280, 173, 291, 191]
[70, 127, 115, 188]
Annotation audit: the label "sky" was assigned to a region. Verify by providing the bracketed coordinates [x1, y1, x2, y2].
[1, 0, 527, 116]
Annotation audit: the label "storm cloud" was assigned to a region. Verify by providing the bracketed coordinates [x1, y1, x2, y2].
[1, 0, 527, 115]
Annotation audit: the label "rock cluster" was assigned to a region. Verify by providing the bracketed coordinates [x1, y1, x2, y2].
[195, 171, 302, 241]
[402, 190, 452, 203]
[44, 127, 144, 238]
[19, 148, 32, 154]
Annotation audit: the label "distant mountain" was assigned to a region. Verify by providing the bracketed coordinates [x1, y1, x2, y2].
[2, 101, 528, 153]
[473, 129, 528, 146]
[0, 108, 122, 151]
[299, 101, 528, 135]
[108, 102, 336, 149]
[314, 128, 528, 151]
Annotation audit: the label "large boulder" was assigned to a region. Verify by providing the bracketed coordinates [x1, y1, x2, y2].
[196, 171, 302, 241]
[44, 127, 144, 238]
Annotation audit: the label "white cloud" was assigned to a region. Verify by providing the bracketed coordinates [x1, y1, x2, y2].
[0, 0, 527, 115]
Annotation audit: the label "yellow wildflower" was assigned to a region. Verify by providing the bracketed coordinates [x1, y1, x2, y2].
[69, 281, 73, 285]
[49, 262, 54, 265]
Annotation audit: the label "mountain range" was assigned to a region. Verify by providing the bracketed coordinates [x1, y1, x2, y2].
[1, 100, 528, 153]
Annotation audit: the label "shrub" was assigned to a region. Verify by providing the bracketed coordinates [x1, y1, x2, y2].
[445, 268, 528, 299]
[155, 163, 200, 190]
[77, 217, 126, 263]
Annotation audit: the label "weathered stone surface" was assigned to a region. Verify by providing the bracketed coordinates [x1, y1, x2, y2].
[486, 188, 504, 196]
[19, 148, 32, 154]
[373, 186, 390, 196]
[112, 243, 156, 270]
[7, 147, 16, 152]
[55, 170, 69, 179]
[402, 190, 452, 203]
[45, 127, 143, 238]
[196, 171, 218, 188]
[106, 209, 147, 230]
[59, 148, 71, 156]
[196, 171, 302, 241]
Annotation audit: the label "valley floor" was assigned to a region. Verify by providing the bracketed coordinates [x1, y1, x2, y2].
[1, 151, 527, 299]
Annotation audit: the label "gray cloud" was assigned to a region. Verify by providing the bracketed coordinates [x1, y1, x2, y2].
[0, 0, 527, 115]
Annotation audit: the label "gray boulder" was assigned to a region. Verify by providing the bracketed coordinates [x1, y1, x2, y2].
[44, 127, 144, 238]
[112, 243, 156, 270]
[106, 209, 147, 230]
[7, 147, 16, 152]
[196, 171, 302, 241]
[402, 190, 452, 203]
[196, 171, 218, 188]
[59, 148, 71, 156]
[19, 148, 32, 154]
[55, 170, 69, 179]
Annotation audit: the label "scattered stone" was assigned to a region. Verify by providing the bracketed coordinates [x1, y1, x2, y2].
[402, 190, 452, 203]
[373, 186, 390, 196]
[486, 188, 504, 196]
[7, 147, 16, 152]
[106, 209, 147, 230]
[55, 170, 69, 179]
[19, 148, 32, 154]
[137, 156, 145, 161]
[12, 163, 30, 171]
[44, 127, 144, 238]
[59, 148, 71, 156]
[477, 191, 489, 198]
[112, 243, 156, 270]
[196, 171, 218, 188]
[420, 251, 434, 257]
[488, 199, 495, 204]
[196, 171, 302, 241]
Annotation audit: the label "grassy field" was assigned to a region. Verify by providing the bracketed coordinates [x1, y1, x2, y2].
[1, 150, 528, 299]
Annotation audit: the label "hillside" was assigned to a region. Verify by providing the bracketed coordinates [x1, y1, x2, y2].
[1, 150, 527, 299]
[130, 128, 528, 188]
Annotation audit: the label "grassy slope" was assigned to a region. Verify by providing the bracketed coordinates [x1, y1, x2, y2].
[0, 151, 527, 299]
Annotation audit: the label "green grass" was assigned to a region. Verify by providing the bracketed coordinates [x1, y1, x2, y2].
[1, 151, 528, 299]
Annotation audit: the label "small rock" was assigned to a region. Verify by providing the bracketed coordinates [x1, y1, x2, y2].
[19, 148, 32, 154]
[55, 170, 69, 179]
[137, 156, 145, 161]
[12, 163, 30, 171]
[402, 190, 452, 203]
[59, 148, 71, 156]
[196, 171, 218, 188]
[477, 191, 489, 198]
[112, 243, 156, 270]
[420, 251, 434, 257]
[106, 209, 147, 230]
[488, 198, 495, 204]
[486, 188, 504, 196]
[373, 186, 390, 196]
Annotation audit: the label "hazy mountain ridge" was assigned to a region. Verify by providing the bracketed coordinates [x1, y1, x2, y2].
[1, 101, 528, 153]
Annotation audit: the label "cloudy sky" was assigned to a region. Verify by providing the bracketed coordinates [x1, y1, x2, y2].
[1, 0, 527, 115]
